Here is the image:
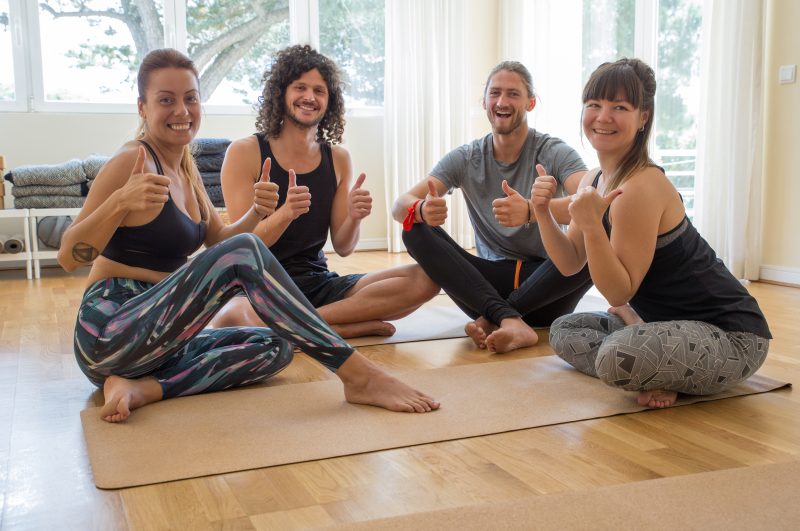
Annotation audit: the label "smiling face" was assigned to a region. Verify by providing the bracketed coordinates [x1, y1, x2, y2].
[582, 92, 648, 157]
[283, 68, 329, 129]
[138, 67, 201, 148]
[482, 69, 536, 136]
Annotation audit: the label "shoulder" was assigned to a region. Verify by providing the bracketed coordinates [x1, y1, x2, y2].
[613, 166, 673, 211]
[331, 144, 352, 185]
[221, 136, 263, 182]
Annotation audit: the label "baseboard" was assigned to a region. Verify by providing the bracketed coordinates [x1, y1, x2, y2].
[322, 238, 387, 253]
[759, 264, 800, 287]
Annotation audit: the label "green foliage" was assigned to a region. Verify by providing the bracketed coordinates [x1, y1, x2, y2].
[319, 0, 385, 106]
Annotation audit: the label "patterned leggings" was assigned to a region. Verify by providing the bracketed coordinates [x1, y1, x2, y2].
[74, 233, 354, 398]
[550, 312, 769, 395]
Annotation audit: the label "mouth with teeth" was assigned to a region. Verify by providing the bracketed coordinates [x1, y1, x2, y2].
[592, 128, 616, 135]
[168, 123, 192, 131]
[494, 108, 513, 119]
[295, 102, 319, 113]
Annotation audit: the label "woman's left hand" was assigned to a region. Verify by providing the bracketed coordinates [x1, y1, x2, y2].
[568, 186, 622, 231]
[253, 157, 280, 219]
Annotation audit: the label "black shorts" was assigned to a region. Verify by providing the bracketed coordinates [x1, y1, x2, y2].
[291, 270, 365, 307]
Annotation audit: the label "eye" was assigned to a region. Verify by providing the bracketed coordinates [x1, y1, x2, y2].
[585, 102, 600, 109]
[160, 97, 174, 105]
[315, 88, 326, 95]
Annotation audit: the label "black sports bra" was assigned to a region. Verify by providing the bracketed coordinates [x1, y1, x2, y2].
[100, 141, 207, 272]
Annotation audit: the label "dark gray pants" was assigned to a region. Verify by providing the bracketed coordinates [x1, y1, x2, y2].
[550, 311, 769, 395]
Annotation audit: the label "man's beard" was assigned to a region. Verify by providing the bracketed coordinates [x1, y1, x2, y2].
[285, 107, 324, 129]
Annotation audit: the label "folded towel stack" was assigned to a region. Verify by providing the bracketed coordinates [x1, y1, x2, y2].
[192, 138, 231, 208]
[5, 155, 110, 209]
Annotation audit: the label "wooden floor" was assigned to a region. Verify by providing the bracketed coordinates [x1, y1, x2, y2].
[0, 251, 797, 530]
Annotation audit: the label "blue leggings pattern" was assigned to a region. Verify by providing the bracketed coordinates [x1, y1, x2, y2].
[74, 233, 354, 398]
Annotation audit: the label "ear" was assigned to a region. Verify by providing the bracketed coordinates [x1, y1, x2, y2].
[137, 98, 145, 118]
[640, 110, 650, 129]
[527, 96, 536, 112]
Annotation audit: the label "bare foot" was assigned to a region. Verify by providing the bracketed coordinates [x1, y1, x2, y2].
[608, 304, 644, 326]
[337, 352, 440, 413]
[465, 317, 495, 349]
[332, 320, 396, 339]
[485, 317, 539, 354]
[99, 375, 164, 423]
[637, 389, 678, 408]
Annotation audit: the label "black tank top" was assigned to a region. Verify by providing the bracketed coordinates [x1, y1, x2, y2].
[101, 141, 207, 272]
[255, 133, 336, 275]
[597, 171, 771, 338]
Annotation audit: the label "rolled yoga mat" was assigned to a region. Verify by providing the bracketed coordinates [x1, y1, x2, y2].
[80, 355, 789, 489]
[3, 235, 25, 253]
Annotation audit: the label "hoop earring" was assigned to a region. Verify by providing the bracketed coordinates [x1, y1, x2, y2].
[638, 125, 645, 132]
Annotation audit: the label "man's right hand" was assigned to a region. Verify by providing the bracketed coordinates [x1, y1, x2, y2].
[119, 145, 171, 212]
[280, 169, 311, 220]
[421, 179, 447, 226]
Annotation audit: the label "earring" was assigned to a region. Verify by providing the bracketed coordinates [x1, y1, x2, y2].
[639, 125, 645, 132]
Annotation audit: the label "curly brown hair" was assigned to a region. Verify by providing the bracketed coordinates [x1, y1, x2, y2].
[255, 45, 346, 145]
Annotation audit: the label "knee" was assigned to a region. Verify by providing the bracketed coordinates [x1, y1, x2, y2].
[594, 337, 636, 390]
[410, 266, 440, 300]
[274, 339, 294, 370]
[210, 300, 261, 328]
[401, 223, 431, 253]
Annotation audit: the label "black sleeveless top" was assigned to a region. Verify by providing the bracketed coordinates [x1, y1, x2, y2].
[596, 171, 771, 338]
[101, 141, 207, 272]
[255, 133, 336, 275]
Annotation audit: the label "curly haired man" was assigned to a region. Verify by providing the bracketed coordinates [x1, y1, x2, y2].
[211, 45, 439, 338]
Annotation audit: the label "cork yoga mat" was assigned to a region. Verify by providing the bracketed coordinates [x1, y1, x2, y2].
[327, 460, 800, 530]
[81, 356, 788, 489]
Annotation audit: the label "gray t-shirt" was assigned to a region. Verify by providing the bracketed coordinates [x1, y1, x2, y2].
[431, 128, 586, 261]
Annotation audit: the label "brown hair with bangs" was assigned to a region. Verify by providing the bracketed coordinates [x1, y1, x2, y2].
[582, 58, 656, 192]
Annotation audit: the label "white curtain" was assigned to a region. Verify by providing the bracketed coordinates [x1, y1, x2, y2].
[499, 0, 585, 161]
[384, 0, 474, 252]
[694, 0, 765, 280]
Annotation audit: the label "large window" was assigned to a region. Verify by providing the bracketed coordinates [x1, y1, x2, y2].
[319, 0, 384, 107]
[4, 0, 382, 112]
[582, 0, 703, 216]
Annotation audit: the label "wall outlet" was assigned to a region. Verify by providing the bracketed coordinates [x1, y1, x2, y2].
[779, 64, 796, 84]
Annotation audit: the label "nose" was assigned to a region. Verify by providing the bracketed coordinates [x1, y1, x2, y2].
[596, 105, 612, 121]
[175, 100, 189, 116]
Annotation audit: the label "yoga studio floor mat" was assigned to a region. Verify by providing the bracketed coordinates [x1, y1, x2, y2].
[347, 292, 609, 347]
[81, 356, 788, 489]
[348, 295, 469, 347]
[328, 460, 800, 530]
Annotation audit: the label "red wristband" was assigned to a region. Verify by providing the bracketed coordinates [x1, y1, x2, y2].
[403, 199, 422, 232]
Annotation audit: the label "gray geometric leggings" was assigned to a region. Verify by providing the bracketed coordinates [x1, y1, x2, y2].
[549, 312, 769, 395]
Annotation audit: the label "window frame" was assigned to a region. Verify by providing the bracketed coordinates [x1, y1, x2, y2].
[8, 0, 384, 114]
[0, 0, 30, 111]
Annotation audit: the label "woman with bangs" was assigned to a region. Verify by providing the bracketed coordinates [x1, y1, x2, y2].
[59, 48, 439, 423]
[531, 58, 770, 408]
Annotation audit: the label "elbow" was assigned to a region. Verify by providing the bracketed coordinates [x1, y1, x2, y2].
[334, 244, 354, 257]
[57, 250, 76, 272]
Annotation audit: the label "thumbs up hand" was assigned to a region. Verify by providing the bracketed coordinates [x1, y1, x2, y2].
[492, 179, 532, 227]
[120, 145, 171, 212]
[253, 157, 280, 219]
[421, 179, 448, 226]
[280, 169, 311, 221]
[348, 173, 372, 220]
[568, 184, 623, 231]
[531, 164, 559, 215]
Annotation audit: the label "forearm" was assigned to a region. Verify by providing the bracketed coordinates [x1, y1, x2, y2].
[534, 206, 584, 275]
[549, 197, 573, 225]
[331, 217, 360, 257]
[58, 190, 128, 271]
[582, 226, 635, 305]
[208, 206, 263, 246]
[392, 192, 423, 223]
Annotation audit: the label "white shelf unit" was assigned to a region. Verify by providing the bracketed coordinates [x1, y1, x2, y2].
[0, 209, 32, 279]
[29, 208, 81, 279]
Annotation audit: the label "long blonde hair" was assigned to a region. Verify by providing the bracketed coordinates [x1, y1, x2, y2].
[136, 48, 209, 221]
[582, 58, 657, 192]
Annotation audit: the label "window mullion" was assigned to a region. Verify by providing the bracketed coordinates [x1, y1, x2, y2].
[635, 0, 659, 155]
[23, 0, 44, 111]
[164, 1, 187, 51]
[290, 0, 318, 47]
